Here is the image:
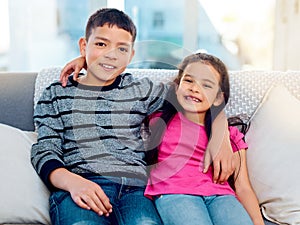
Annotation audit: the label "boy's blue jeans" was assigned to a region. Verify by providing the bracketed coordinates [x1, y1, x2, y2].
[49, 176, 162, 225]
[154, 194, 253, 225]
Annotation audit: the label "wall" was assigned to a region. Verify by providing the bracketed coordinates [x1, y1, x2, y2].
[273, 0, 300, 70]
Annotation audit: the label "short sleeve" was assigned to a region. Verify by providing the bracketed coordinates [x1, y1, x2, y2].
[229, 126, 248, 152]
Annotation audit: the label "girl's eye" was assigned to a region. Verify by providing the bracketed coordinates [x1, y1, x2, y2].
[183, 78, 193, 83]
[203, 83, 213, 89]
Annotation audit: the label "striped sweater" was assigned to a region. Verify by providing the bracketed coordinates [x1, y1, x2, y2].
[31, 73, 169, 189]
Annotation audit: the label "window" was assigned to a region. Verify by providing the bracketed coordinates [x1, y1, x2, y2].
[153, 11, 164, 29]
[1, 0, 299, 72]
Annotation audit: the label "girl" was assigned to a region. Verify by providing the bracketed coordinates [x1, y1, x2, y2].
[144, 53, 264, 225]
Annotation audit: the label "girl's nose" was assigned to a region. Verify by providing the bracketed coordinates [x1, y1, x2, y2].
[190, 82, 200, 93]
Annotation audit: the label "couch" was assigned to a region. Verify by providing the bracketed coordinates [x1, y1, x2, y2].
[1, 67, 300, 225]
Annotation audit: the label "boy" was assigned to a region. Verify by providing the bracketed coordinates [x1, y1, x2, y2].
[31, 8, 164, 225]
[32, 7, 233, 225]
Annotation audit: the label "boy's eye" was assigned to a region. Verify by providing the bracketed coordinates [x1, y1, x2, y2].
[119, 47, 129, 53]
[95, 42, 106, 47]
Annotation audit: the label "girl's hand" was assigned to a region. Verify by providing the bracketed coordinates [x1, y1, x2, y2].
[60, 56, 86, 87]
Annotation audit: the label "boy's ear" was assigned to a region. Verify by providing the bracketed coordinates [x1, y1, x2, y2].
[213, 91, 224, 106]
[79, 37, 87, 56]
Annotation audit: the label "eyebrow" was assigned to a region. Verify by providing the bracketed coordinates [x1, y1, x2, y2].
[183, 74, 217, 85]
[94, 36, 132, 47]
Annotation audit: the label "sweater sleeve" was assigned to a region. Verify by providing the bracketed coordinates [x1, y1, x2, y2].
[31, 84, 65, 190]
[145, 79, 170, 115]
[229, 126, 248, 152]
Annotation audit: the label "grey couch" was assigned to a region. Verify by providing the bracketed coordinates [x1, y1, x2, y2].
[2, 68, 300, 225]
[0, 72, 37, 131]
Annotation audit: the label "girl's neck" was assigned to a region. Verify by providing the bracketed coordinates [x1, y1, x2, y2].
[182, 111, 205, 125]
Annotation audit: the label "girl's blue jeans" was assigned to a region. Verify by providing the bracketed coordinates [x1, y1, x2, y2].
[49, 176, 162, 225]
[154, 194, 254, 225]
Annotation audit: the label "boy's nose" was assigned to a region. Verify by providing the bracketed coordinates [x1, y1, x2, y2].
[104, 48, 118, 60]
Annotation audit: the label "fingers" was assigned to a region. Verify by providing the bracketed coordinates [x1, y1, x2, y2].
[60, 63, 76, 87]
[81, 193, 112, 216]
[212, 160, 221, 183]
[213, 157, 235, 184]
[95, 188, 113, 216]
[60, 68, 71, 87]
[73, 195, 91, 210]
[73, 66, 81, 81]
[202, 150, 212, 173]
[71, 188, 112, 217]
[74, 194, 112, 216]
[215, 162, 227, 184]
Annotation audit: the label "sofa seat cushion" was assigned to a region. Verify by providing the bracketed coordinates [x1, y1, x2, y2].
[0, 123, 50, 224]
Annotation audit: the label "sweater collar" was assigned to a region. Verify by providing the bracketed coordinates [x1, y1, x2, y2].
[68, 74, 122, 91]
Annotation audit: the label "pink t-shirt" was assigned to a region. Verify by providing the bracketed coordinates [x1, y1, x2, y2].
[145, 112, 248, 198]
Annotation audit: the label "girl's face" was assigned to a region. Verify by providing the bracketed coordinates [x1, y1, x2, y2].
[176, 62, 224, 124]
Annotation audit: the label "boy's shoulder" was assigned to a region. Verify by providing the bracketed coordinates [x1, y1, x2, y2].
[39, 77, 74, 99]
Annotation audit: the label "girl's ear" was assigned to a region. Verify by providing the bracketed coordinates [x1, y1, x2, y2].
[79, 37, 87, 57]
[213, 91, 224, 106]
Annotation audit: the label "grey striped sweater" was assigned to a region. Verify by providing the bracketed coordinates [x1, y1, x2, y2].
[31, 73, 169, 189]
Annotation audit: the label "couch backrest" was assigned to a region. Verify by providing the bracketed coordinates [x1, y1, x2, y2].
[0, 72, 37, 131]
[35, 68, 300, 123]
[0, 68, 298, 132]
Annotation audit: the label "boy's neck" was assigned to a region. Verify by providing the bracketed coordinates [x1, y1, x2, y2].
[77, 74, 117, 87]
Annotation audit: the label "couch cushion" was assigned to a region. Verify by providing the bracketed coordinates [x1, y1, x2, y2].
[246, 85, 300, 224]
[0, 123, 50, 224]
[0, 73, 37, 131]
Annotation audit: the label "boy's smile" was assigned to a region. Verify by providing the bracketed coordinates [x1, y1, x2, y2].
[79, 24, 135, 86]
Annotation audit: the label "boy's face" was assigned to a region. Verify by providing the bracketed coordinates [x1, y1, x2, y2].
[79, 24, 135, 86]
[176, 62, 223, 123]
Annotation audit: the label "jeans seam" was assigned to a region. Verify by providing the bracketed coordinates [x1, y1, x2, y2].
[117, 177, 125, 199]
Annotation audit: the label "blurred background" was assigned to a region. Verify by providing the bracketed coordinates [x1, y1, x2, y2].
[0, 0, 299, 72]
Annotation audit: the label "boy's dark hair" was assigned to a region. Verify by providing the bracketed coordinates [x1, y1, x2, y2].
[85, 8, 137, 43]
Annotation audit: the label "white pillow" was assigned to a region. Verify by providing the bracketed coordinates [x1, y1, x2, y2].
[0, 123, 50, 224]
[246, 85, 300, 224]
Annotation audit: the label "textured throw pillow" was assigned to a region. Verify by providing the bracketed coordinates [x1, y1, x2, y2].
[0, 123, 50, 224]
[246, 85, 300, 224]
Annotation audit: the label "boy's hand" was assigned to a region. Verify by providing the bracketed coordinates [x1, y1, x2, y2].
[68, 175, 113, 216]
[50, 168, 112, 216]
[202, 111, 235, 184]
[60, 56, 86, 87]
[203, 131, 234, 184]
